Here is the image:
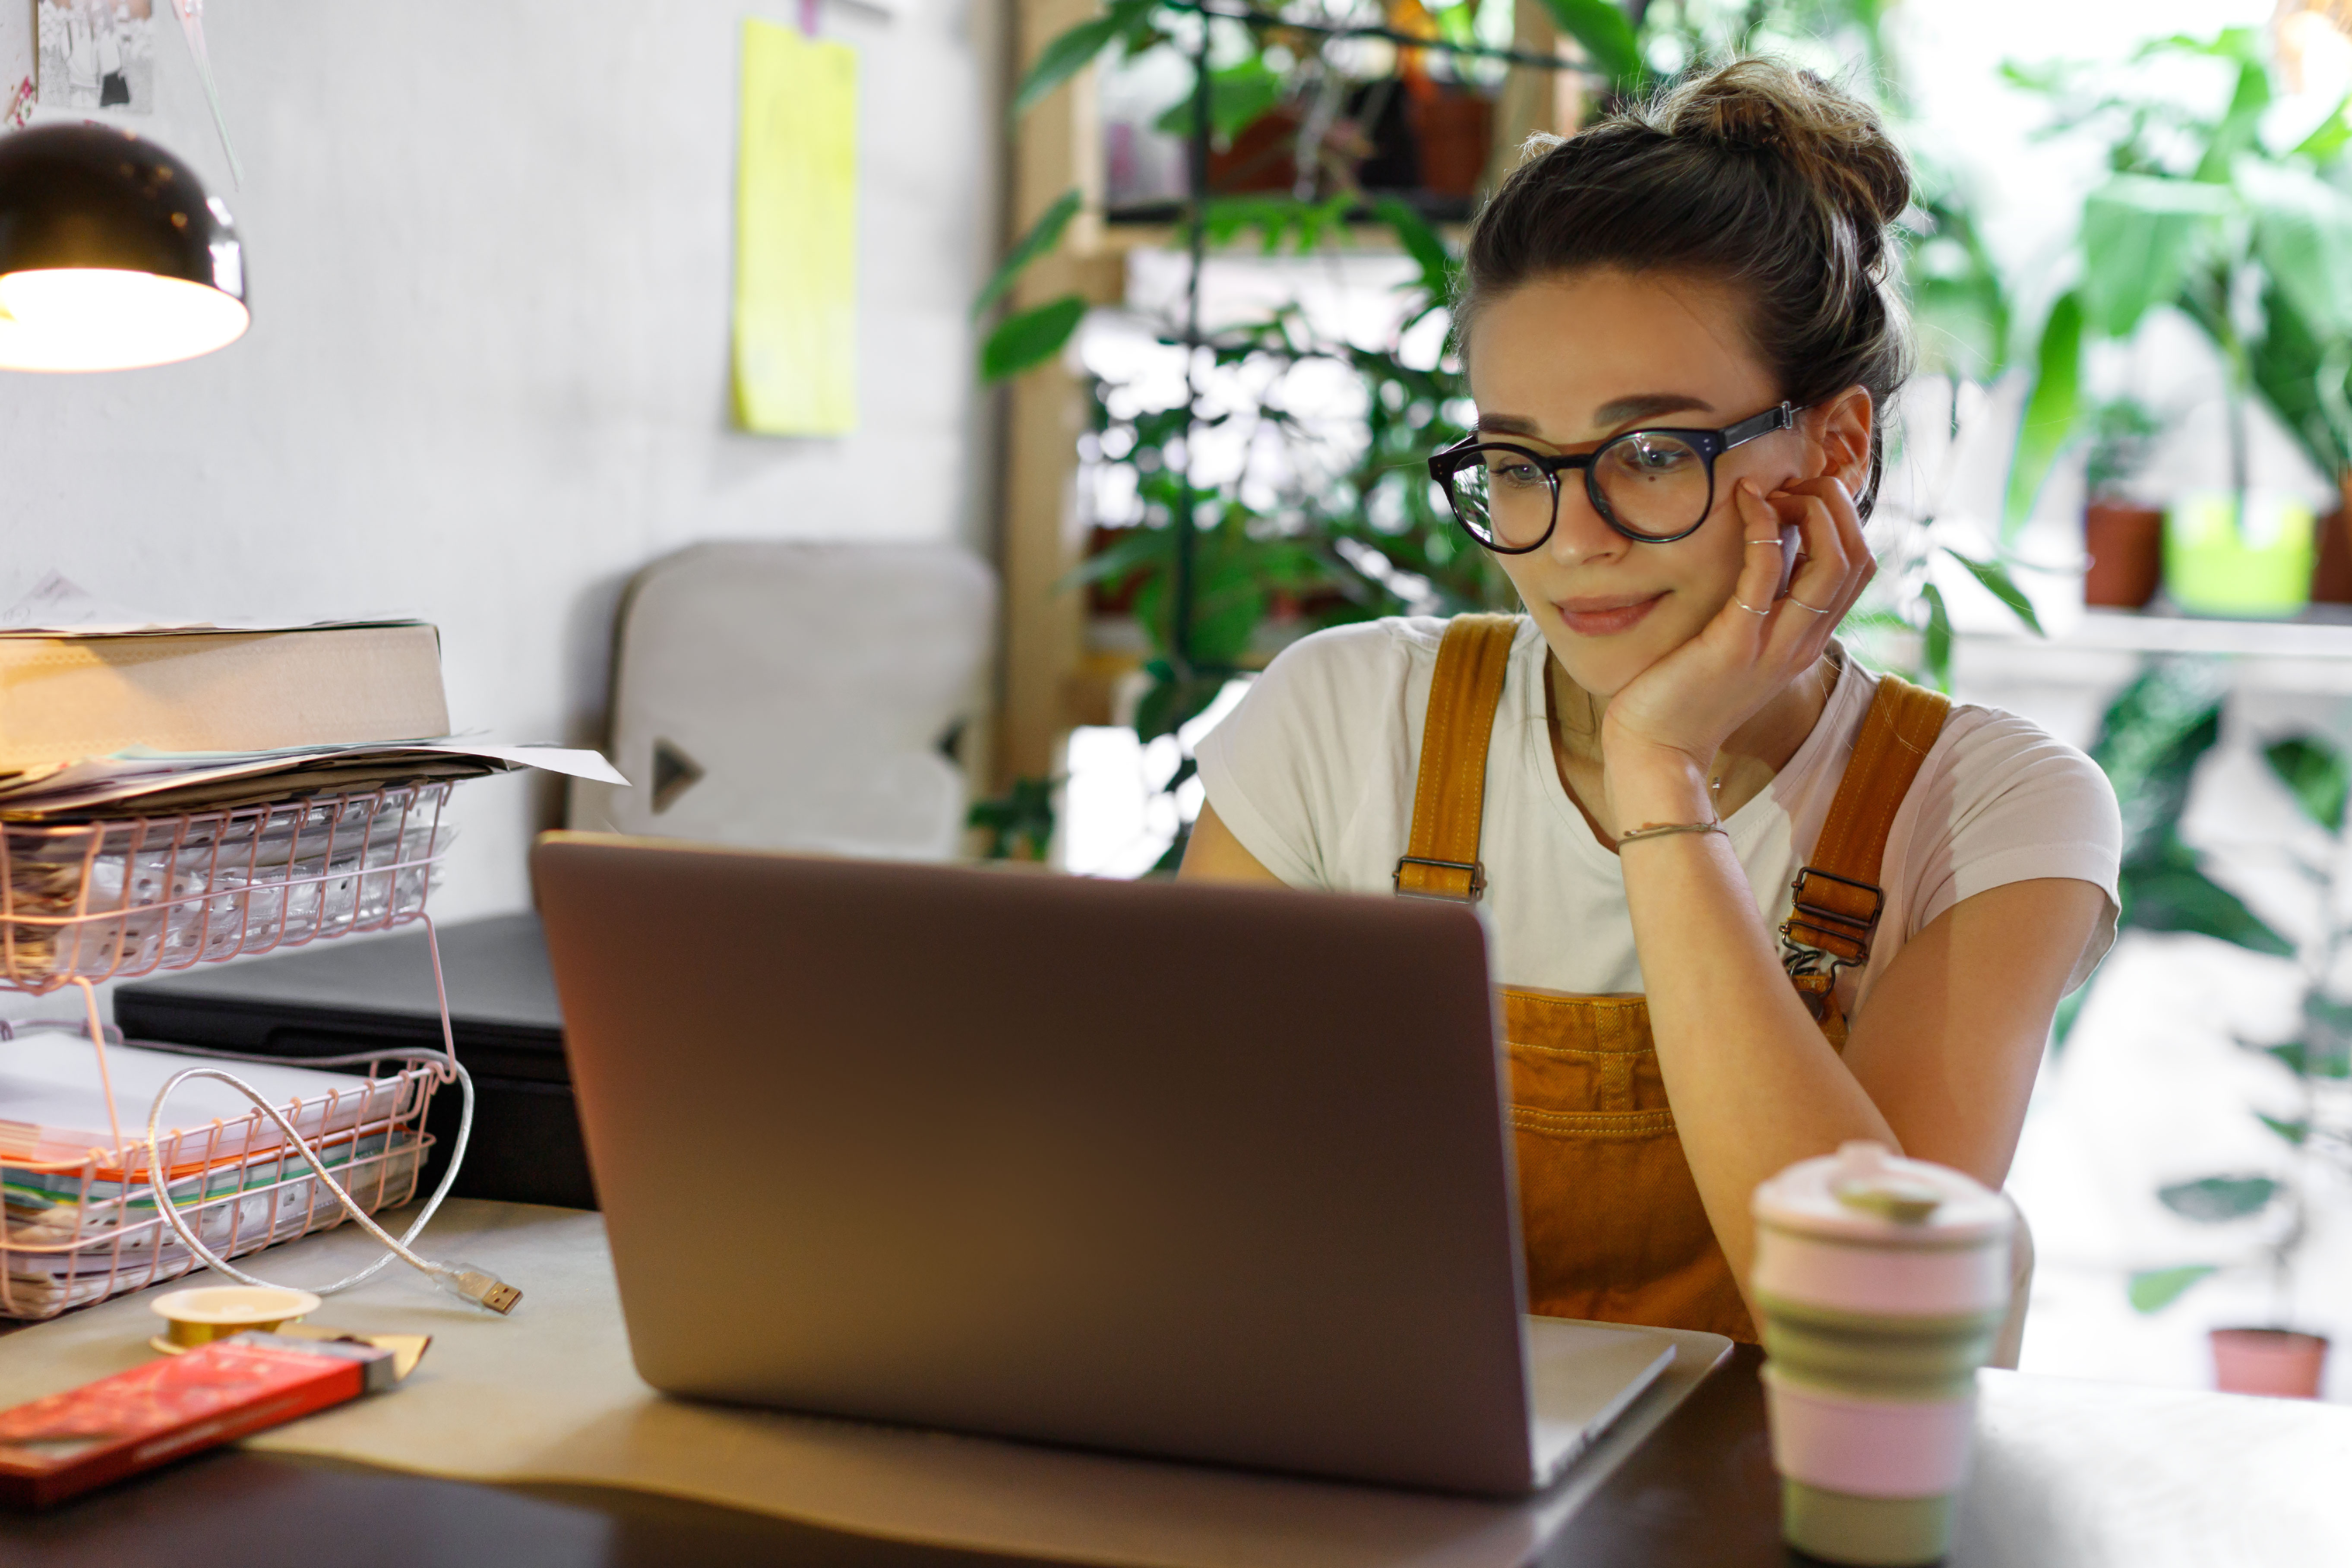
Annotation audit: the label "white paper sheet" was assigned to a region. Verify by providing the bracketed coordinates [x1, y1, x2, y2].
[0, 572, 416, 639]
[0, 1030, 401, 1164]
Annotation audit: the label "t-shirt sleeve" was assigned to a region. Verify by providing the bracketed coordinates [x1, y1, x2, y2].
[1193, 622, 1410, 889]
[1903, 708, 2124, 994]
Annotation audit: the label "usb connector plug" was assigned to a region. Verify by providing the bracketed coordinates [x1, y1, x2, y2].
[433, 1262, 522, 1315]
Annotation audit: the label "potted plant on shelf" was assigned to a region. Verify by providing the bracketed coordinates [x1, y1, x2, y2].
[2088, 663, 2348, 1395]
[2004, 28, 2352, 619]
[2082, 398, 2166, 609]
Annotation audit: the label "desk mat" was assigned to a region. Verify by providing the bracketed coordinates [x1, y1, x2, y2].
[0, 1200, 1732, 1568]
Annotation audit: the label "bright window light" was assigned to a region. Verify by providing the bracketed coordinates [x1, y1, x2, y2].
[0, 268, 248, 372]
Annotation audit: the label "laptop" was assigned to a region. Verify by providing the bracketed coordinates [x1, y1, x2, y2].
[530, 833, 1675, 1496]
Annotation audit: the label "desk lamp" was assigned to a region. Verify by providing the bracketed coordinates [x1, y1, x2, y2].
[0, 123, 245, 372]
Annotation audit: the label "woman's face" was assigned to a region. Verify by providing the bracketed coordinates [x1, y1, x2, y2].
[1462, 268, 1830, 700]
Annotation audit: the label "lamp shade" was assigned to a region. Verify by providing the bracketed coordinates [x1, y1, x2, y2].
[0, 124, 247, 372]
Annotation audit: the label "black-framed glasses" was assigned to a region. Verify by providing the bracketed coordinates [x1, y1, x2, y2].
[1427, 402, 1802, 551]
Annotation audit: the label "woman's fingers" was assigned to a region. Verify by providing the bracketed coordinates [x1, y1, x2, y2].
[1730, 482, 1796, 635]
[1780, 476, 1871, 603]
[1777, 493, 1847, 599]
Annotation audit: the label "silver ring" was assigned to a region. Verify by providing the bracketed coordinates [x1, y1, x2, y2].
[1743, 537, 1784, 547]
[1786, 596, 1833, 614]
[1732, 597, 1772, 617]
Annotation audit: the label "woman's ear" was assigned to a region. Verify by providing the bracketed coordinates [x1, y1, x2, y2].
[1810, 387, 1875, 490]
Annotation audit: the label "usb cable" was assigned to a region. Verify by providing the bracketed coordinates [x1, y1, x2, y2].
[141, 1050, 521, 1312]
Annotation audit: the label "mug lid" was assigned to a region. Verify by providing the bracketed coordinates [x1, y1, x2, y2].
[1751, 1141, 2011, 1245]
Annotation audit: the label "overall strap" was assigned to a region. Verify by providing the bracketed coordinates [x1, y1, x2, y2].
[1781, 673, 1952, 1038]
[1394, 614, 1520, 901]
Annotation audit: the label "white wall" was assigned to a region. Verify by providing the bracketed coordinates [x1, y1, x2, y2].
[0, 0, 1000, 929]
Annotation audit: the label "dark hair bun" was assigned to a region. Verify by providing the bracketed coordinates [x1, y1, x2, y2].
[1653, 59, 1911, 241]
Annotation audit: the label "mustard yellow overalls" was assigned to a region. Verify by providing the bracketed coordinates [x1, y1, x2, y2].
[1393, 615, 1951, 1343]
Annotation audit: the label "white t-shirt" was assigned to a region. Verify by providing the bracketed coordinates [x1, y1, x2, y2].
[1195, 616, 2122, 1012]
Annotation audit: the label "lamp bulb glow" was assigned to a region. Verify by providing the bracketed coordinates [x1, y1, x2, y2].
[0, 268, 249, 372]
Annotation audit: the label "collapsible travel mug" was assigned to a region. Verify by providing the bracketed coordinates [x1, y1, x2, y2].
[1751, 1141, 2013, 1567]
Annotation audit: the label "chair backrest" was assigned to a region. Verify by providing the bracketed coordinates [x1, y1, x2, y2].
[566, 541, 996, 861]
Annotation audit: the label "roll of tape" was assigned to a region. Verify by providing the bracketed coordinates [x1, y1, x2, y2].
[152, 1286, 322, 1348]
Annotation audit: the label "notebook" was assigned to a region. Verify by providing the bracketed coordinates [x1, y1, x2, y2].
[0, 622, 448, 769]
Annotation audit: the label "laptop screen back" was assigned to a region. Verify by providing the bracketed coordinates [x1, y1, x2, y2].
[533, 834, 1536, 1493]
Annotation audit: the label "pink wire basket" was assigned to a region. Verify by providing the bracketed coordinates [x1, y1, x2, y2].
[0, 782, 459, 1320]
[0, 782, 452, 993]
[0, 1053, 441, 1319]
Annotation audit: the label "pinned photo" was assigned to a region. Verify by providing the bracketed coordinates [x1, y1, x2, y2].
[37, 0, 154, 114]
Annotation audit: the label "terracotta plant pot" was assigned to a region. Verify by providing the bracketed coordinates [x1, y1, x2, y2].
[1205, 107, 1307, 195]
[2210, 1327, 2329, 1398]
[2083, 502, 2164, 608]
[2311, 472, 2352, 604]
[1407, 88, 1495, 199]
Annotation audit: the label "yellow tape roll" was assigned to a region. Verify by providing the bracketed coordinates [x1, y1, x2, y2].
[152, 1286, 321, 1348]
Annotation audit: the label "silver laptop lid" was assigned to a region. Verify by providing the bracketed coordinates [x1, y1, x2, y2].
[533, 834, 1538, 1494]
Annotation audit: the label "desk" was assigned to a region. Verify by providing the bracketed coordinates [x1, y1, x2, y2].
[3, 1204, 2348, 1568]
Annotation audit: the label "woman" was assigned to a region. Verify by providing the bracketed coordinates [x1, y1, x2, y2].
[1181, 60, 2121, 1346]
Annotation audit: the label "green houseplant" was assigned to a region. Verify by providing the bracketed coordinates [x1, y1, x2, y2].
[2074, 659, 2346, 1394]
[2003, 28, 2352, 614]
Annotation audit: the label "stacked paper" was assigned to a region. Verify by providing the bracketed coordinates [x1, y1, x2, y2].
[0, 574, 624, 815]
[0, 1031, 407, 1169]
[0, 739, 621, 818]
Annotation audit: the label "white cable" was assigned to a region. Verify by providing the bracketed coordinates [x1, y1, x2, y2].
[138, 1049, 512, 1310]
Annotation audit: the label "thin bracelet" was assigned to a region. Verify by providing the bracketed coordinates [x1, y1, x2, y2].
[1617, 819, 1726, 846]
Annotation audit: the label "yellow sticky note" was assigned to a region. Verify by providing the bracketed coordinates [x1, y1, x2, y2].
[733, 19, 858, 436]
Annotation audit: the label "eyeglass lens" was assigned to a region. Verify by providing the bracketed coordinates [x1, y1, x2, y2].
[1450, 432, 1713, 547]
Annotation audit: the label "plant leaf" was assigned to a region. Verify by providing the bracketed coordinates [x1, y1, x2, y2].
[980, 294, 1087, 382]
[1063, 523, 1164, 588]
[2005, 291, 2084, 538]
[1375, 197, 1457, 304]
[2263, 733, 2350, 831]
[2129, 1264, 2218, 1313]
[2121, 851, 2294, 954]
[1134, 662, 1230, 742]
[973, 190, 1081, 322]
[1944, 549, 2044, 635]
[1011, 0, 1151, 121]
[2257, 1112, 2311, 1146]
[2243, 159, 2352, 344]
[2198, 48, 2273, 180]
[2050, 983, 2087, 1052]
[2301, 990, 2352, 1056]
[967, 775, 1058, 861]
[1919, 581, 1952, 692]
[1151, 56, 1286, 145]
[2089, 660, 2226, 866]
[2291, 93, 2352, 165]
[2080, 175, 2230, 338]
[2156, 1174, 2280, 1222]
[1535, 0, 1647, 92]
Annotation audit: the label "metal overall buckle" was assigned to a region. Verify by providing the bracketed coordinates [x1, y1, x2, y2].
[1393, 855, 1486, 902]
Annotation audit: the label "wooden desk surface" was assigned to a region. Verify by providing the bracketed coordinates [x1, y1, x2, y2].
[6, 1344, 2349, 1568]
[4, 1198, 2348, 1567]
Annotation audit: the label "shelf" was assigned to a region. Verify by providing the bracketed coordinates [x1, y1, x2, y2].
[1955, 608, 2352, 701]
[1962, 607, 2352, 660]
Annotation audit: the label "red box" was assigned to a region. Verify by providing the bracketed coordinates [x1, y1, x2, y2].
[0, 1332, 391, 1508]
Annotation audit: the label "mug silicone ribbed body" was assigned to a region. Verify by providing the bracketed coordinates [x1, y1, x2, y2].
[1751, 1142, 2014, 1567]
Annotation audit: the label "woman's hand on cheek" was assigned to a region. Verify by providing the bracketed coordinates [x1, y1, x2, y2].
[1598, 474, 1874, 823]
